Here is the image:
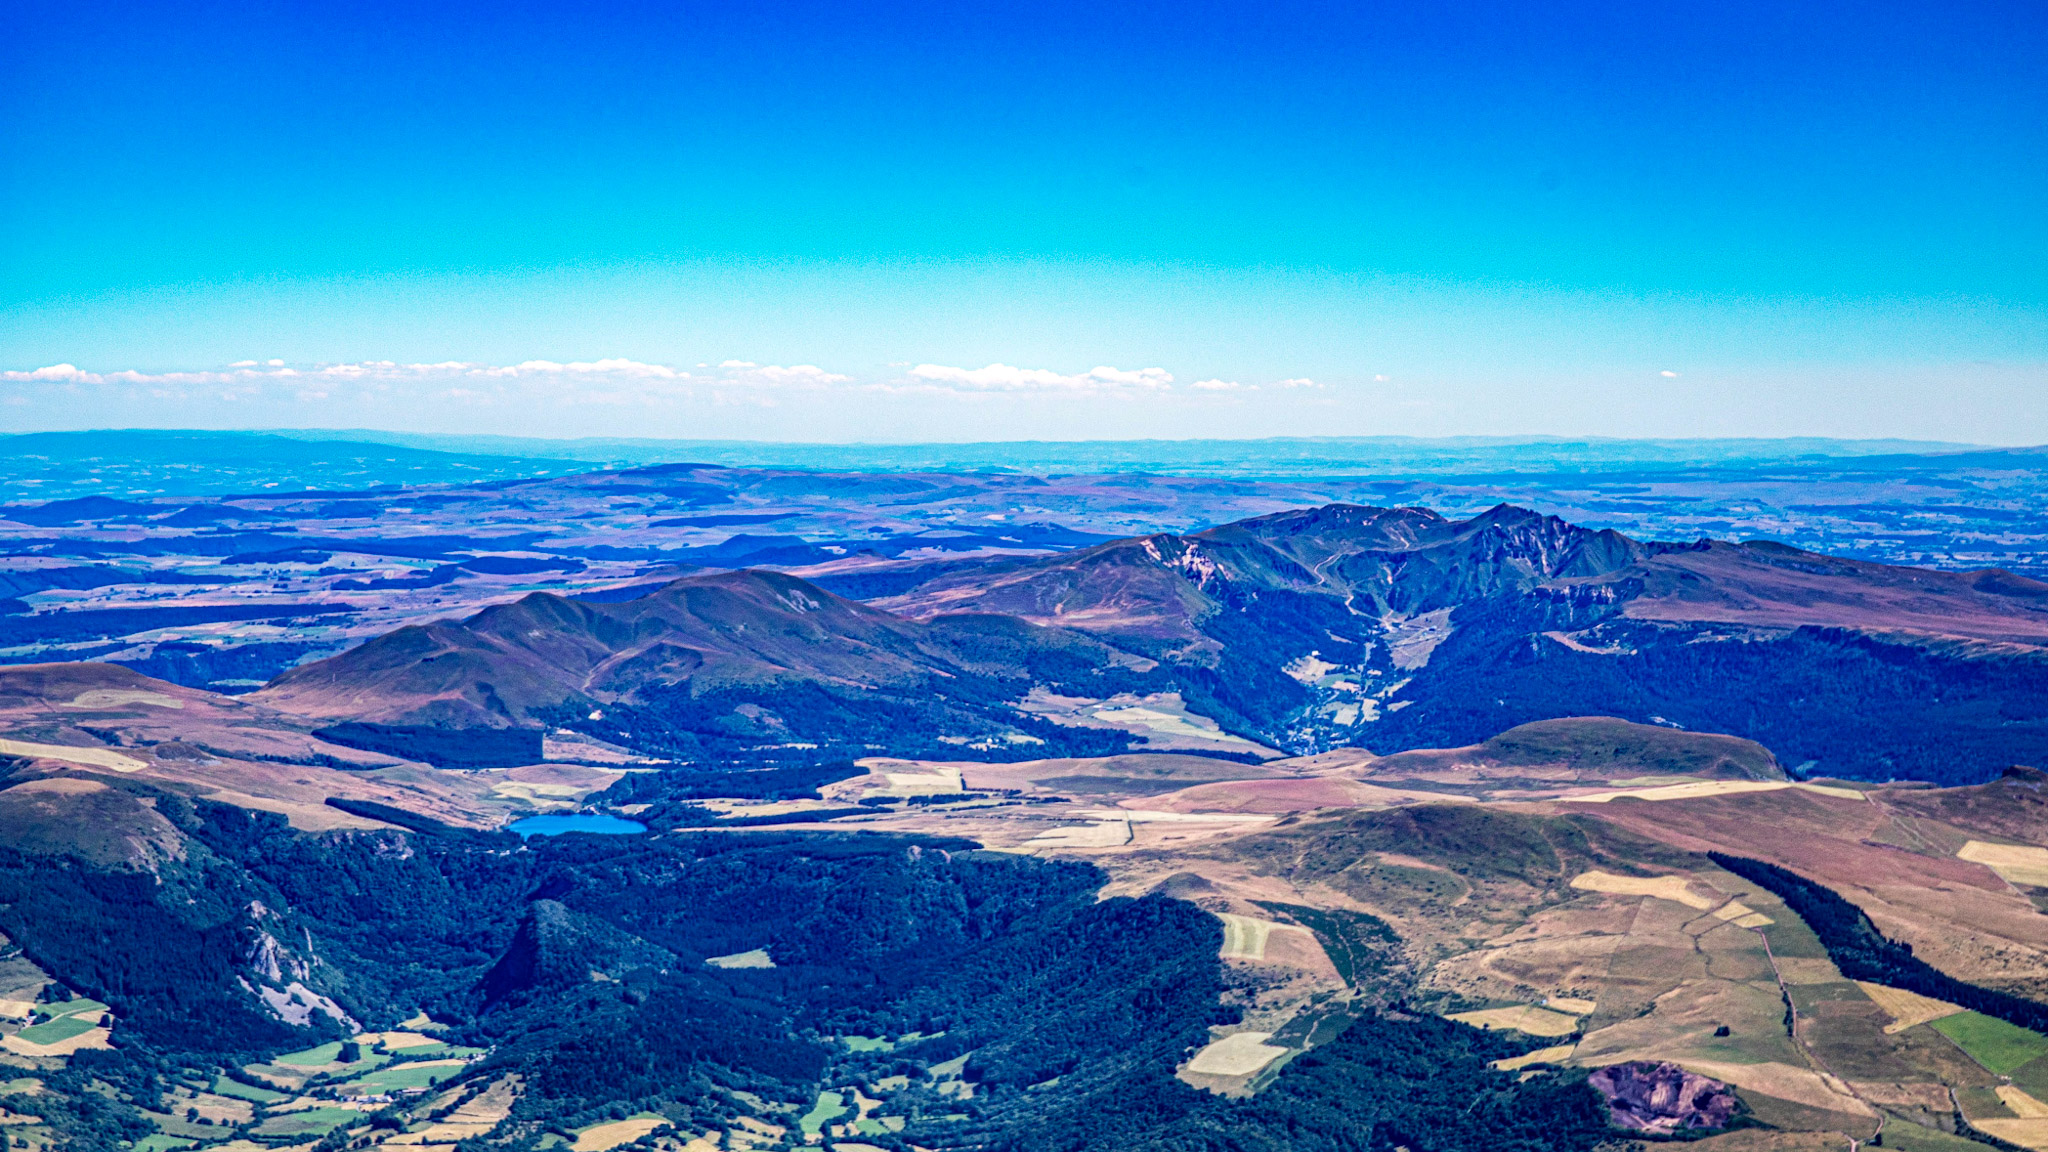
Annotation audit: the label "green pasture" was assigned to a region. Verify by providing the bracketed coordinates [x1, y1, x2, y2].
[211, 1076, 288, 1103]
[33, 998, 105, 1022]
[800, 1090, 847, 1137]
[254, 1107, 362, 1136]
[334, 1061, 456, 1092]
[1932, 1011, 2048, 1074]
[13, 1015, 97, 1045]
[272, 1040, 349, 1066]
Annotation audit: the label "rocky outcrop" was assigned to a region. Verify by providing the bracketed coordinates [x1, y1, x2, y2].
[1588, 1061, 1738, 1133]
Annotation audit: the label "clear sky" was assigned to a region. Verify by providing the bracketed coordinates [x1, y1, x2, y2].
[3, 0, 2044, 442]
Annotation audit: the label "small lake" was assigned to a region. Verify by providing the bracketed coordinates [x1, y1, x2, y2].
[506, 813, 648, 838]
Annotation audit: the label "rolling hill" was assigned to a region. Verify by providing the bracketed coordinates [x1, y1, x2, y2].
[255, 568, 1149, 765]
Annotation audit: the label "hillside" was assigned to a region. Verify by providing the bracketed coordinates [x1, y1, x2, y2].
[257, 568, 1148, 765]
[880, 503, 2048, 781]
[11, 699, 2048, 1150]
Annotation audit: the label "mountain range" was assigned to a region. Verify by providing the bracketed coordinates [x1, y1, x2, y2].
[262, 502, 2048, 782]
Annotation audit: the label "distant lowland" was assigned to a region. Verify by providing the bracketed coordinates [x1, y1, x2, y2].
[4, 432, 2048, 1151]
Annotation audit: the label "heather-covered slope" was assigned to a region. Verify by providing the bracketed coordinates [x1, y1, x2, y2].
[258, 568, 1146, 764]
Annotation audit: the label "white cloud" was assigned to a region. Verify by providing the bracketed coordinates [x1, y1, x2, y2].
[1, 364, 99, 383]
[906, 363, 1173, 392]
[718, 362, 849, 386]
[1273, 377, 1318, 389]
[1661, 369, 1680, 378]
[6, 356, 1209, 409]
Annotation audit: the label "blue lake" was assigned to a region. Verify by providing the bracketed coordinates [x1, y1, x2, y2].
[507, 814, 648, 838]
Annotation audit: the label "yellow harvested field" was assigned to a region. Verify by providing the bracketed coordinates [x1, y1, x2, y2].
[1492, 1044, 1575, 1071]
[2000, 1087, 2048, 1118]
[1564, 780, 1862, 804]
[0, 999, 34, 1020]
[1026, 819, 1131, 848]
[572, 1115, 668, 1151]
[1571, 870, 1716, 910]
[356, 1030, 439, 1049]
[0, 738, 144, 772]
[60, 689, 182, 710]
[1976, 1119, 2048, 1150]
[1546, 997, 1598, 1015]
[1101, 808, 1281, 824]
[1216, 914, 1313, 962]
[1959, 841, 2048, 888]
[1677, 1060, 1875, 1117]
[383, 1122, 494, 1145]
[1854, 981, 1965, 1034]
[883, 770, 963, 795]
[1448, 1005, 1583, 1037]
[1184, 1032, 1290, 1076]
[491, 780, 583, 808]
[1711, 902, 1773, 926]
[1567, 780, 1788, 803]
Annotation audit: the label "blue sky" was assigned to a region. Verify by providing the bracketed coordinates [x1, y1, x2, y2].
[3, 0, 2044, 441]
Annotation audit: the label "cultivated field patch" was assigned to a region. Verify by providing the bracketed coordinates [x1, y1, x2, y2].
[571, 1113, 669, 1151]
[1958, 841, 2048, 888]
[1970, 1118, 2048, 1151]
[1492, 1043, 1575, 1071]
[1565, 781, 1862, 804]
[706, 949, 774, 969]
[210, 1077, 287, 1104]
[334, 1058, 467, 1093]
[1711, 902, 1775, 928]
[252, 1106, 362, 1138]
[1999, 1086, 2048, 1118]
[800, 1091, 847, 1138]
[1933, 1012, 2048, 1075]
[1571, 870, 1717, 909]
[1026, 819, 1131, 848]
[273, 1041, 345, 1066]
[1184, 1031, 1289, 1076]
[1447, 1004, 1583, 1037]
[0, 738, 145, 772]
[1854, 982, 1966, 1034]
[1216, 914, 1315, 962]
[1677, 1059, 1875, 1117]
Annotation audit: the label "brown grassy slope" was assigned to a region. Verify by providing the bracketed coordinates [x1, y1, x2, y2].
[0, 663, 500, 830]
[1625, 541, 2048, 645]
[1882, 766, 2048, 847]
[255, 567, 1129, 729]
